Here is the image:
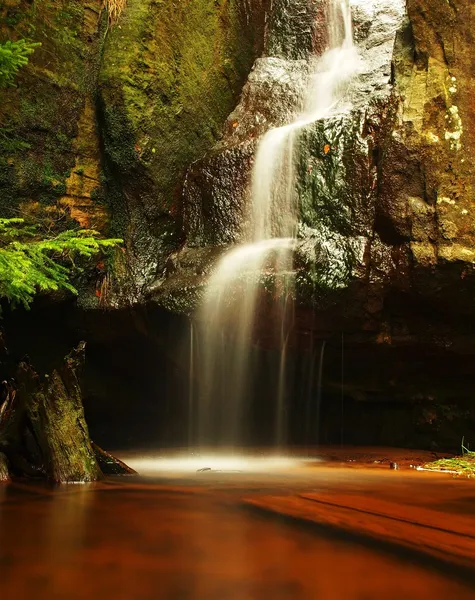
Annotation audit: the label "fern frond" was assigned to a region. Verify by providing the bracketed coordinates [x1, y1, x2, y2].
[0, 218, 122, 310]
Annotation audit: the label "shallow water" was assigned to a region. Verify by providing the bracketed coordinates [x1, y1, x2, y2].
[1, 450, 474, 600]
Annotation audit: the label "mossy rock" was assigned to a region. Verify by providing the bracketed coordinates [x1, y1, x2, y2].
[98, 0, 262, 283]
[0, 0, 105, 228]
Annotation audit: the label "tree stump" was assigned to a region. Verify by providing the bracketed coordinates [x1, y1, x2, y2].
[16, 342, 102, 483]
[0, 341, 134, 483]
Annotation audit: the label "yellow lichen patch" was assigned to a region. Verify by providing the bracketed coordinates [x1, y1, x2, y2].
[18, 201, 68, 224]
[440, 219, 459, 240]
[438, 244, 475, 263]
[410, 242, 437, 266]
[59, 197, 108, 230]
[408, 197, 435, 241]
[426, 132, 440, 144]
[445, 105, 463, 151]
[59, 99, 108, 231]
[84, 2, 103, 34]
[437, 196, 456, 205]
[402, 66, 429, 133]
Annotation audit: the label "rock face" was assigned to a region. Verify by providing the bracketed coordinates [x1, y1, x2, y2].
[147, 0, 475, 444]
[379, 0, 475, 300]
[2, 0, 475, 447]
[97, 0, 265, 297]
[1, 0, 264, 304]
[151, 0, 406, 305]
[0, 0, 105, 230]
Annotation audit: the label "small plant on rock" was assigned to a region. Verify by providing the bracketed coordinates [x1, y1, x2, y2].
[103, 0, 127, 25]
[0, 39, 40, 87]
[423, 437, 475, 477]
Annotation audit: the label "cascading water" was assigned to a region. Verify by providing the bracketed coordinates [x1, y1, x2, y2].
[315, 340, 327, 446]
[188, 320, 194, 448]
[194, 0, 360, 449]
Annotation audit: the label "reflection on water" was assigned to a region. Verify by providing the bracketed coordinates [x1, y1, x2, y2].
[44, 486, 94, 560]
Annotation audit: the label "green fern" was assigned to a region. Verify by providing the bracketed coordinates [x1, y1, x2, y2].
[0, 39, 41, 87]
[0, 218, 122, 309]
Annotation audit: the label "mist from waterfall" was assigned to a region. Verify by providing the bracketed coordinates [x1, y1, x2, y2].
[192, 0, 360, 449]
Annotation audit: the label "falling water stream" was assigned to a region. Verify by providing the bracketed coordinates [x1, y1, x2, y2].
[315, 340, 327, 446]
[195, 0, 360, 450]
[188, 320, 194, 448]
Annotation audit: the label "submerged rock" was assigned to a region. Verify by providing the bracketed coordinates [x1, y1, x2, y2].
[0, 343, 135, 483]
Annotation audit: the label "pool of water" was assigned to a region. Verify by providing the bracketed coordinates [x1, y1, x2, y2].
[1, 452, 474, 599]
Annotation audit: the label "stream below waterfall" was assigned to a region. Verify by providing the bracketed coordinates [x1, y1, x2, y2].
[1, 453, 475, 600]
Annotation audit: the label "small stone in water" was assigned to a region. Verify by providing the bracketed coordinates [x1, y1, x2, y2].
[390, 462, 399, 470]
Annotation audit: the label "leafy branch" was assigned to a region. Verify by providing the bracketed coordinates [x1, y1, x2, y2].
[0, 218, 122, 309]
[0, 39, 41, 87]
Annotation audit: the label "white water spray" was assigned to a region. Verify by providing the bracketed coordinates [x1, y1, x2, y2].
[251, 0, 359, 244]
[195, 0, 360, 448]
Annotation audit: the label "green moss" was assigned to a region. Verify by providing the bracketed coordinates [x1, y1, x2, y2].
[99, 0, 257, 253]
[5, 9, 26, 28]
[100, 96, 139, 174]
[0, 129, 31, 153]
[158, 287, 201, 316]
[0, 0, 106, 227]
[423, 453, 475, 476]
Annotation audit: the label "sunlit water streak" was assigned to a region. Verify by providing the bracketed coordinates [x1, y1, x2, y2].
[315, 340, 327, 445]
[195, 0, 360, 450]
[188, 320, 194, 448]
[125, 453, 305, 475]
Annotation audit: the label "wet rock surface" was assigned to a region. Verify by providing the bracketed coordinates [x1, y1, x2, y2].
[151, 0, 406, 303]
[147, 0, 475, 433]
[97, 0, 265, 296]
[0, 0, 266, 308]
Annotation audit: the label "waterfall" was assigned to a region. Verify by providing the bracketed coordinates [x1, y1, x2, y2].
[315, 340, 327, 446]
[188, 319, 194, 449]
[195, 0, 360, 449]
